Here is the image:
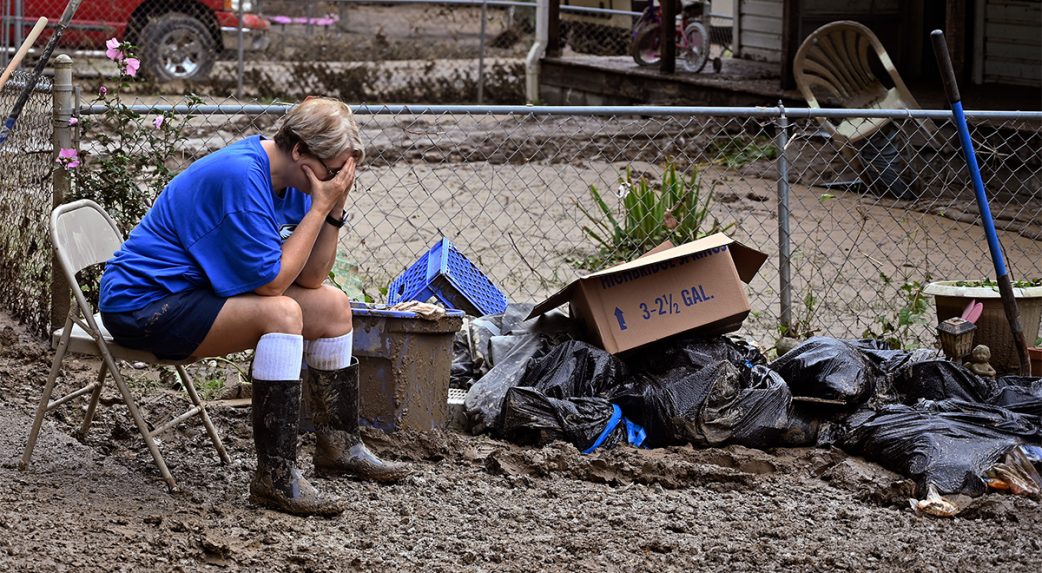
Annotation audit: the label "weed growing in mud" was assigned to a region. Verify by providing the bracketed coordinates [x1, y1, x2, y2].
[708, 135, 778, 169]
[63, 40, 201, 305]
[780, 201, 867, 340]
[574, 161, 733, 270]
[862, 274, 933, 349]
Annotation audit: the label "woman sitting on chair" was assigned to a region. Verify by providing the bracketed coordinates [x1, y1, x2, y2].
[98, 97, 408, 517]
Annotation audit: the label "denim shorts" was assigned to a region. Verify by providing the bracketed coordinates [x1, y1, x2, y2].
[101, 289, 227, 361]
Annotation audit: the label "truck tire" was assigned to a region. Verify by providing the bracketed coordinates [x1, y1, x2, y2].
[140, 13, 216, 82]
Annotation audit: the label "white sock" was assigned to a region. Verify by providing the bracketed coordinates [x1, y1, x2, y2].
[252, 333, 304, 381]
[306, 331, 353, 370]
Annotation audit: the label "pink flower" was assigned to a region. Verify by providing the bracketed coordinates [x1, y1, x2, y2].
[98, 85, 108, 96]
[56, 148, 79, 170]
[105, 38, 123, 61]
[124, 57, 140, 78]
[68, 117, 78, 126]
[153, 116, 164, 129]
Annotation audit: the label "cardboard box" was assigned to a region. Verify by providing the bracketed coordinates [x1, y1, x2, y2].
[528, 234, 767, 354]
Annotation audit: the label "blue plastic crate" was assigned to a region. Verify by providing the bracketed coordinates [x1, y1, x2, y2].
[387, 237, 508, 317]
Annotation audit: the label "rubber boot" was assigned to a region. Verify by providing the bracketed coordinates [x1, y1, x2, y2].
[306, 358, 412, 482]
[249, 378, 345, 516]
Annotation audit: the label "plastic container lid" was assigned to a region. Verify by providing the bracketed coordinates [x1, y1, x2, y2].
[350, 301, 465, 320]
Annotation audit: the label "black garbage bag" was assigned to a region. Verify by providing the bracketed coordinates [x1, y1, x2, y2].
[450, 330, 477, 389]
[611, 359, 728, 447]
[497, 388, 620, 449]
[462, 308, 578, 434]
[769, 337, 876, 406]
[493, 341, 636, 452]
[893, 360, 996, 403]
[626, 334, 766, 374]
[464, 333, 556, 434]
[497, 388, 645, 452]
[517, 340, 626, 399]
[610, 336, 765, 447]
[683, 364, 808, 447]
[842, 399, 1040, 496]
[452, 302, 559, 389]
[986, 376, 1042, 425]
[847, 339, 940, 375]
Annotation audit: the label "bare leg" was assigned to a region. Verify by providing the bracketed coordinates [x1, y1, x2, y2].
[285, 283, 352, 340]
[190, 284, 351, 358]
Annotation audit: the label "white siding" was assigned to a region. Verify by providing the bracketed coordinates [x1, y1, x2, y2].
[983, 0, 1042, 86]
[736, 0, 784, 62]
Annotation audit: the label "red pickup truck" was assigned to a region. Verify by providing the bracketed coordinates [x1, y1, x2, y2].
[14, 0, 269, 82]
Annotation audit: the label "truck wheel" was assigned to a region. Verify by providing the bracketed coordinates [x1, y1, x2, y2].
[140, 13, 216, 82]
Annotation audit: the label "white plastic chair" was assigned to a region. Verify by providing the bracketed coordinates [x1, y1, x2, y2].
[20, 199, 230, 492]
[793, 20, 925, 143]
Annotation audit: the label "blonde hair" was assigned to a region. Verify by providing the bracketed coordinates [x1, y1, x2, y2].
[273, 97, 365, 162]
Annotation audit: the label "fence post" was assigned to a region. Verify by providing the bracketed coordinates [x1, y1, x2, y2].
[236, 1, 246, 99]
[477, 0, 488, 103]
[2, 0, 10, 67]
[50, 54, 73, 333]
[12, 0, 22, 52]
[775, 102, 792, 334]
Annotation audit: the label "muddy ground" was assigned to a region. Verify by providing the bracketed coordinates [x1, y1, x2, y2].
[0, 313, 1039, 571]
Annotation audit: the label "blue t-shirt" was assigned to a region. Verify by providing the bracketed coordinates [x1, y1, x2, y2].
[99, 136, 311, 312]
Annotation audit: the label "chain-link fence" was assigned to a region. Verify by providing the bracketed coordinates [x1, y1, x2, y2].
[1, 0, 535, 102]
[65, 98, 1042, 350]
[1, 1, 737, 104]
[0, 69, 54, 335]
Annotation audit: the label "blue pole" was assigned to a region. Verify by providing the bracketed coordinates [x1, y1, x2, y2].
[950, 100, 1006, 277]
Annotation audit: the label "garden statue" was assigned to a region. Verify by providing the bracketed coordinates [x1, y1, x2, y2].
[964, 344, 997, 378]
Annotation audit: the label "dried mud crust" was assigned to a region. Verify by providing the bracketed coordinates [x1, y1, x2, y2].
[0, 314, 1040, 571]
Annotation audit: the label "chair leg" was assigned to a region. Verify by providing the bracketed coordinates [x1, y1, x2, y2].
[77, 362, 107, 440]
[102, 353, 178, 492]
[20, 317, 74, 471]
[176, 365, 231, 465]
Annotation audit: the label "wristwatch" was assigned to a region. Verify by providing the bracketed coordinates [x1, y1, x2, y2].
[325, 209, 349, 229]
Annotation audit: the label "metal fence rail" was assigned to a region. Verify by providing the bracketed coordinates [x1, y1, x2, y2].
[63, 99, 1042, 349]
[0, 70, 54, 336]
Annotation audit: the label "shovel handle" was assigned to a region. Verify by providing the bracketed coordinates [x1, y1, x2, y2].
[930, 30, 961, 104]
[0, 17, 48, 93]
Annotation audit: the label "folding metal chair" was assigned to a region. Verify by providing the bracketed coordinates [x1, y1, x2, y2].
[20, 199, 230, 492]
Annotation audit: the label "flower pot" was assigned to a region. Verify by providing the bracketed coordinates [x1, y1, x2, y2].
[1030, 347, 1042, 377]
[923, 281, 1042, 375]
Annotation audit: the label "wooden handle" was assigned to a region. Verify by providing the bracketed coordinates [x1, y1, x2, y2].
[0, 17, 48, 92]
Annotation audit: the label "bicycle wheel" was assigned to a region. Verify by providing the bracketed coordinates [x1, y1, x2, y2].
[682, 21, 710, 73]
[630, 22, 662, 67]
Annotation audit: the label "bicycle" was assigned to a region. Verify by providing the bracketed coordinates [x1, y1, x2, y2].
[629, 0, 711, 73]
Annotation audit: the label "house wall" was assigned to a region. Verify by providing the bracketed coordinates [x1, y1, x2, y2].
[978, 0, 1041, 87]
[734, 0, 784, 62]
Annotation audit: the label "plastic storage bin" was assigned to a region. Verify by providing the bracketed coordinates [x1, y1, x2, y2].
[386, 237, 508, 317]
[350, 302, 464, 432]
